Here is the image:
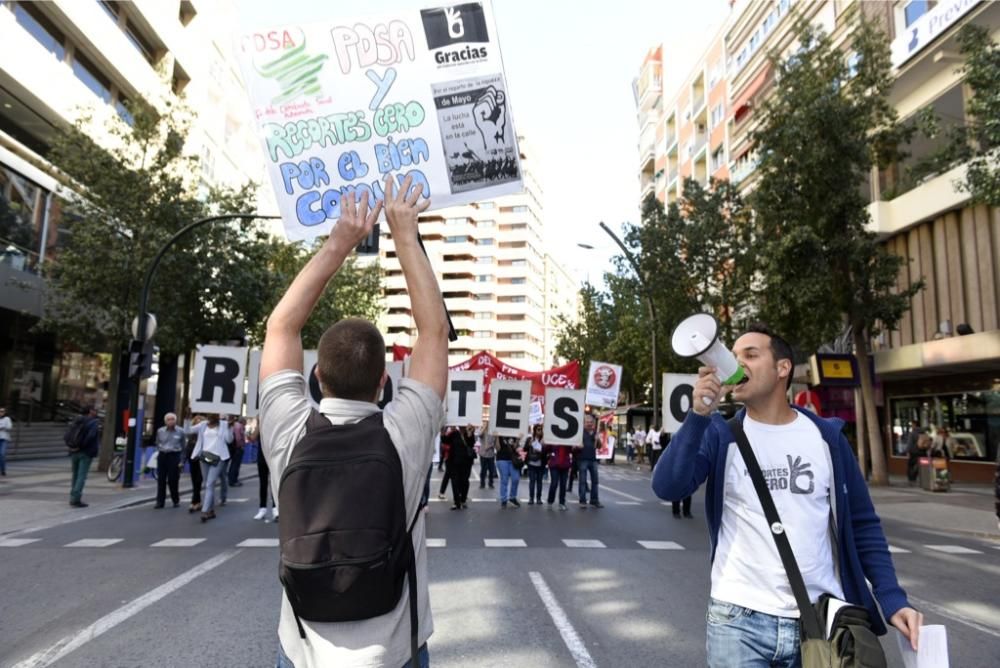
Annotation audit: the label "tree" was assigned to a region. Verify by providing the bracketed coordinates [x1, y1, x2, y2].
[952, 25, 999, 206]
[751, 17, 922, 484]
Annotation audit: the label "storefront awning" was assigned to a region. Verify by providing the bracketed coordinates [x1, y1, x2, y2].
[874, 330, 1000, 379]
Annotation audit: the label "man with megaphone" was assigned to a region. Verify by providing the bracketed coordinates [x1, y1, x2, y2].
[653, 320, 921, 667]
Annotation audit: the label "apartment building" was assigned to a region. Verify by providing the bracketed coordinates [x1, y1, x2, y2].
[636, 0, 1000, 481]
[379, 137, 576, 371]
[636, 46, 662, 204]
[0, 0, 264, 417]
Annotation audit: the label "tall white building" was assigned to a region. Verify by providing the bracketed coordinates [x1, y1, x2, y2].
[0, 0, 264, 418]
[379, 137, 576, 370]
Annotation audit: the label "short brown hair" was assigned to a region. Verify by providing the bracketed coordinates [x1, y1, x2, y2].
[316, 319, 386, 401]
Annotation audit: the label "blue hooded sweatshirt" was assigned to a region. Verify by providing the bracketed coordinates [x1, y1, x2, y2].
[652, 406, 909, 635]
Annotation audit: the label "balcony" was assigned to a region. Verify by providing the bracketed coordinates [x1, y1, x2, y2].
[730, 154, 760, 185]
[866, 162, 970, 238]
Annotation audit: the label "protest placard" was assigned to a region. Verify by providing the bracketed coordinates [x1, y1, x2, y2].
[542, 388, 584, 446]
[488, 379, 531, 437]
[236, 1, 522, 241]
[585, 361, 623, 409]
[190, 346, 249, 414]
[446, 370, 484, 425]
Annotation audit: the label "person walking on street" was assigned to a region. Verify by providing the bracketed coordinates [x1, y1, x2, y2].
[444, 425, 476, 510]
[190, 414, 231, 522]
[0, 406, 11, 476]
[479, 424, 496, 489]
[650, 426, 666, 470]
[252, 425, 278, 522]
[545, 443, 572, 510]
[904, 419, 924, 484]
[496, 435, 522, 508]
[645, 426, 658, 469]
[68, 406, 100, 507]
[183, 412, 204, 513]
[228, 415, 247, 487]
[524, 424, 547, 504]
[154, 412, 185, 508]
[258, 176, 447, 667]
[437, 426, 451, 500]
[575, 415, 603, 508]
[633, 427, 646, 466]
[625, 429, 634, 463]
[652, 323, 922, 666]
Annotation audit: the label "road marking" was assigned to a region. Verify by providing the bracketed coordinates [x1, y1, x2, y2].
[226, 498, 249, 503]
[484, 538, 526, 548]
[926, 545, 983, 555]
[638, 540, 685, 550]
[909, 595, 1000, 639]
[237, 538, 279, 547]
[65, 539, 122, 548]
[151, 538, 206, 548]
[598, 484, 645, 502]
[0, 538, 41, 547]
[426, 538, 447, 548]
[528, 571, 597, 668]
[887, 545, 911, 554]
[616, 501, 641, 506]
[562, 539, 606, 548]
[10, 549, 240, 668]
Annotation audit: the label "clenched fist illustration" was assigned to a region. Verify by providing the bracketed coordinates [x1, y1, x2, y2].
[473, 85, 507, 153]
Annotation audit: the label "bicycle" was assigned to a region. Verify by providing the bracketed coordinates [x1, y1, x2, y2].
[106, 437, 156, 482]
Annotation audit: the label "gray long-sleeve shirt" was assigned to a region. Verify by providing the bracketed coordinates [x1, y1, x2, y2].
[155, 425, 187, 453]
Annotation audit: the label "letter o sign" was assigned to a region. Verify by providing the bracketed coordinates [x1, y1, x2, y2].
[662, 373, 699, 433]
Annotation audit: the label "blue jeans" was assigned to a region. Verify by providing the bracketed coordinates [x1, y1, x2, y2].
[479, 456, 496, 486]
[577, 459, 599, 504]
[200, 458, 228, 512]
[547, 467, 569, 505]
[706, 599, 801, 668]
[496, 459, 520, 503]
[526, 465, 544, 501]
[0, 438, 7, 474]
[277, 643, 430, 667]
[69, 452, 92, 503]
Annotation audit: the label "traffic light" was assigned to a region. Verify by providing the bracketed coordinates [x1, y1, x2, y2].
[128, 339, 155, 380]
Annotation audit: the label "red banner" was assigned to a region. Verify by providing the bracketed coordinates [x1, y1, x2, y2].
[392, 345, 580, 405]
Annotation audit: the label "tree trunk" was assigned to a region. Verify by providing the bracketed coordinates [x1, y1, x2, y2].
[853, 387, 868, 480]
[853, 326, 888, 485]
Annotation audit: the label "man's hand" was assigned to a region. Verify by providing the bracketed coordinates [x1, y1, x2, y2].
[692, 366, 723, 416]
[384, 173, 430, 244]
[327, 189, 382, 254]
[890, 607, 923, 651]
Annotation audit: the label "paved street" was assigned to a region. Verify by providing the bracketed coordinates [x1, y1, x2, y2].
[1, 461, 999, 667]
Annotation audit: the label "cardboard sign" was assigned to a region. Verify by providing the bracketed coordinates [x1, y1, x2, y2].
[662, 373, 698, 433]
[542, 388, 584, 446]
[378, 361, 405, 409]
[585, 361, 622, 409]
[529, 400, 543, 425]
[245, 349, 262, 417]
[446, 370, 484, 425]
[190, 346, 249, 414]
[236, 0, 522, 241]
[488, 379, 531, 437]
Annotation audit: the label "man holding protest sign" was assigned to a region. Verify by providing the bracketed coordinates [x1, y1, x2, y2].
[259, 174, 448, 668]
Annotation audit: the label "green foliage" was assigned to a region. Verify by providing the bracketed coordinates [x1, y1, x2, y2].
[956, 25, 1000, 206]
[750, 17, 922, 351]
[40, 95, 271, 353]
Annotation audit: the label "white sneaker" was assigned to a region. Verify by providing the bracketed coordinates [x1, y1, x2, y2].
[253, 508, 267, 521]
[272, 507, 279, 523]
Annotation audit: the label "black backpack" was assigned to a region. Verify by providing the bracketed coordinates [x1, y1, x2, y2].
[278, 410, 422, 663]
[64, 416, 87, 453]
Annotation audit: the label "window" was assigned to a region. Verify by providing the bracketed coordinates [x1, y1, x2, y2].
[115, 97, 134, 126]
[14, 3, 65, 61]
[476, 255, 493, 264]
[124, 20, 157, 63]
[510, 277, 526, 285]
[474, 312, 493, 320]
[445, 235, 467, 243]
[710, 104, 724, 128]
[476, 238, 494, 246]
[478, 201, 495, 209]
[512, 205, 528, 213]
[846, 52, 861, 79]
[98, 1, 119, 22]
[72, 54, 112, 103]
[889, 390, 999, 462]
[477, 274, 492, 282]
[446, 217, 467, 225]
[904, 0, 930, 27]
[511, 259, 527, 267]
[473, 330, 491, 338]
[477, 219, 495, 227]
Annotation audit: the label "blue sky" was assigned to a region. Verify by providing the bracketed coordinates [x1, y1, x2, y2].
[237, 0, 731, 282]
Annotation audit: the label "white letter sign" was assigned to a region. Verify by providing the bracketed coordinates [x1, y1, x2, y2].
[542, 388, 584, 446]
[446, 370, 484, 425]
[488, 379, 530, 437]
[191, 345, 248, 414]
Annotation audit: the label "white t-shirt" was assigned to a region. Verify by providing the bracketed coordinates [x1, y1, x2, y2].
[260, 370, 443, 668]
[711, 412, 844, 617]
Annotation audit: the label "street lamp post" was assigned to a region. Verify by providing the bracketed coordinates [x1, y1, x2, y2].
[597, 222, 659, 431]
[122, 214, 279, 488]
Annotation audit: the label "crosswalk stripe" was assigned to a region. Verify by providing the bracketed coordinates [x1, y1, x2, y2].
[616, 501, 641, 506]
[484, 538, 526, 548]
[426, 538, 447, 548]
[887, 545, 911, 554]
[0, 538, 41, 547]
[926, 544, 983, 555]
[151, 538, 206, 548]
[65, 539, 122, 548]
[236, 538, 279, 547]
[637, 540, 685, 550]
[562, 539, 606, 548]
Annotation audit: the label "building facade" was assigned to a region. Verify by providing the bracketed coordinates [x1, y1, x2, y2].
[636, 0, 1000, 482]
[378, 137, 576, 371]
[0, 0, 263, 423]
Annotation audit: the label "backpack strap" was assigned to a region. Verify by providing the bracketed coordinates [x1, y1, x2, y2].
[727, 416, 825, 641]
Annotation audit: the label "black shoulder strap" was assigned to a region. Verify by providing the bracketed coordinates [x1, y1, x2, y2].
[727, 417, 825, 641]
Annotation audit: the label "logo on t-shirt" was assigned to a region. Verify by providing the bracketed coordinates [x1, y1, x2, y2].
[746, 454, 815, 495]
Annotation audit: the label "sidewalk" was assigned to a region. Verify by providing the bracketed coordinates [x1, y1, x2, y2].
[867, 475, 999, 540]
[0, 456, 258, 537]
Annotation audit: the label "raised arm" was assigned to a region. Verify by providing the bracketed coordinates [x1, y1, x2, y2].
[384, 174, 448, 399]
[260, 192, 383, 382]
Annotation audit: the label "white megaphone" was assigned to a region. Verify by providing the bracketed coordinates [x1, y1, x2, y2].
[671, 313, 746, 406]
